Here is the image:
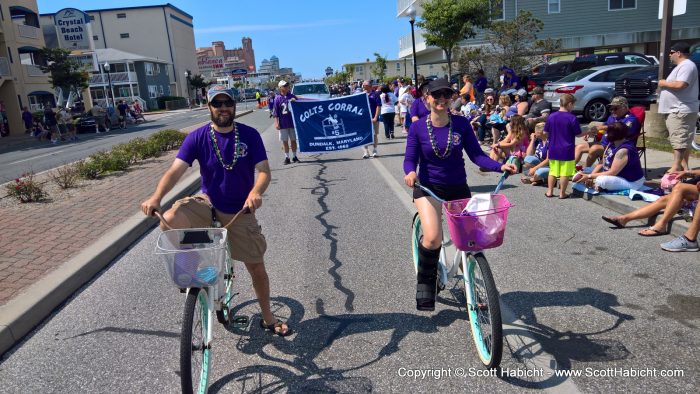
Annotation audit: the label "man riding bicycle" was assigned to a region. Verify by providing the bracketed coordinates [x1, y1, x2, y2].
[403, 79, 516, 311]
[141, 85, 291, 336]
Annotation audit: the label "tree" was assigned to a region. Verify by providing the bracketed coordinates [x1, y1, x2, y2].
[344, 64, 356, 80]
[417, 0, 491, 81]
[38, 47, 89, 102]
[187, 73, 209, 101]
[455, 10, 561, 86]
[371, 53, 388, 83]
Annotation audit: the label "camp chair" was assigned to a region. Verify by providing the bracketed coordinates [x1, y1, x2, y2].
[629, 106, 647, 176]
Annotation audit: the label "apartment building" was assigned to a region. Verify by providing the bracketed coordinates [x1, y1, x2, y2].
[344, 58, 437, 82]
[40, 3, 197, 100]
[397, 0, 700, 73]
[0, 0, 53, 137]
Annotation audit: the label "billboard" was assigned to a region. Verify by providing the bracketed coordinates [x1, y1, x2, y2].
[54, 8, 91, 50]
[197, 56, 224, 73]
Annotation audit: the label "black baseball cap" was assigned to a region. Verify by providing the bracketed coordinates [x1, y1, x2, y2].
[670, 42, 691, 54]
[427, 78, 455, 94]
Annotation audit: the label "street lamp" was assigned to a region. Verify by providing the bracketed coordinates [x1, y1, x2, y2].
[103, 62, 115, 107]
[406, 6, 418, 82]
[184, 70, 192, 108]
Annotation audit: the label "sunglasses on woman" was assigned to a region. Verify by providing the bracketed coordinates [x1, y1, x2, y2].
[210, 100, 235, 108]
[430, 90, 453, 99]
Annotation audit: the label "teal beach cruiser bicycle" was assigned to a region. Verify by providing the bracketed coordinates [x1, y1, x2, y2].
[154, 209, 249, 394]
[411, 171, 512, 369]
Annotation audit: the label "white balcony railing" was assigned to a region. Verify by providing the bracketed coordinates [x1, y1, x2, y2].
[0, 57, 10, 76]
[89, 72, 138, 85]
[25, 64, 45, 77]
[16, 24, 40, 39]
[399, 29, 427, 58]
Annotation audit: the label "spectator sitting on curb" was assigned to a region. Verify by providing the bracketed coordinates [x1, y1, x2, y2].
[602, 169, 700, 237]
[577, 122, 645, 192]
[660, 184, 700, 252]
[490, 114, 529, 162]
[521, 122, 549, 185]
[574, 96, 640, 168]
[506, 89, 529, 121]
[525, 86, 552, 130]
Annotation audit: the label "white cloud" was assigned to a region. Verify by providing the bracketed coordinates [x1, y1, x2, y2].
[195, 19, 353, 34]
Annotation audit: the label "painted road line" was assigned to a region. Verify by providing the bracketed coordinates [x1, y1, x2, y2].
[369, 156, 582, 394]
[9, 150, 64, 165]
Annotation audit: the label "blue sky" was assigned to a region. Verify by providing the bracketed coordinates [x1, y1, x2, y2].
[37, 0, 409, 78]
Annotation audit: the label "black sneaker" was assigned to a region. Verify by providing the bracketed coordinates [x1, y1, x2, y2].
[284, 157, 291, 165]
[292, 156, 300, 163]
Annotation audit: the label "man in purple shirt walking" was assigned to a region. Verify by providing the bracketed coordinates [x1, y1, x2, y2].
[141, 85, 291, 336]
[273, 80, 299, 165]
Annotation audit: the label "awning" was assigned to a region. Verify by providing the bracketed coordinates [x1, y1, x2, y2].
[9, 6, 37, 15]
[17, 46, 41, 53]
[28, 91, 54, 96]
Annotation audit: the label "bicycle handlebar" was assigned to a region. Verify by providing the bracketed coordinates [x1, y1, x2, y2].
[152, 206, 251, 231]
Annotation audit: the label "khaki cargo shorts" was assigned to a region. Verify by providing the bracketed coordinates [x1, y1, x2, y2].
[279, 127, 296, 141]
[666, 112, 699, 150]
[168, 195, 267, 264]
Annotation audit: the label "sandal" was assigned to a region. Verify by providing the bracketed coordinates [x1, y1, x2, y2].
[544, 192, 554, 198]
[531, 179, 544, 186]
[259, 319, 293, 337]
[638, 227, 668, 237]
[559, 194, 570, 200]
[602, 216, 625, 229]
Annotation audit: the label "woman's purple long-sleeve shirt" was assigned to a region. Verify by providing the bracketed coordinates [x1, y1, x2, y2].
[403, 114, 503, 186]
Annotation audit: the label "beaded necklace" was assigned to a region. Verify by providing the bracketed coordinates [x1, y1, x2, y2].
[426, 114, 453, 159]
[209, 123, 240, 170]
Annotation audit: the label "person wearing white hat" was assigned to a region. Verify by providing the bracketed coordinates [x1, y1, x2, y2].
[272, 80, 299, 164]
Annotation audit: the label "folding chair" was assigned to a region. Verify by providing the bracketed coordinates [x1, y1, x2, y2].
[629, 106, 647, 175]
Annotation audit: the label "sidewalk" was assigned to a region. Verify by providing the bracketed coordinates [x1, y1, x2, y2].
[0, 110, 250, 356]
[0, 122, 693, 357]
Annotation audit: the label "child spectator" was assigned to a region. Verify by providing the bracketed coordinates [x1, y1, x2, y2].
[522, 122, 550, 185]
[544, 93, 582, 199]
[490, 114, 529, 162]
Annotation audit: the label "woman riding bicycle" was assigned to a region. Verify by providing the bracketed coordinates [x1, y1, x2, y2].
[403, 79, 517, 311]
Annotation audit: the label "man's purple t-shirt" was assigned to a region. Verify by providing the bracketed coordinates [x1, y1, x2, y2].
[410, 98, 430, 119]
[273, 92, 297, 129]
[544, 111, 581, 161]
[367, 91, 381, 119]
[403, 115, 502, 186]
[600, 112, 640, 146]
[177, 122, 268, 213]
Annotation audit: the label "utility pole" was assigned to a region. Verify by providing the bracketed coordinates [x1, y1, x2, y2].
[659, 0, 674, 80]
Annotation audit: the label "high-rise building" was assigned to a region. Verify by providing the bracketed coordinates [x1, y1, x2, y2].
[40, 4, 197, 99]
[0, 0, 53, 137]
[197, 37, 256, 73]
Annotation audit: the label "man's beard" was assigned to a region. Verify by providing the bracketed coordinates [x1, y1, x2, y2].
[210, 111, 234, 127]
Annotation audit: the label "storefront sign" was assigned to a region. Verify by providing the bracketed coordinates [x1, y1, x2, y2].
[54, 8, 91, 50]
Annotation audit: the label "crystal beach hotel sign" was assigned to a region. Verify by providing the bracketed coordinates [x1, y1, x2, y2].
[53, 8, 91, 50]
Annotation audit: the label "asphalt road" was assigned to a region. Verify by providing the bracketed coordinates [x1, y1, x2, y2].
[0, 109, 698, 393]
[0, 108, 218, 184]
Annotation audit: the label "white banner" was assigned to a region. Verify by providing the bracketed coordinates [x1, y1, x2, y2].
[658, 0, 686, 19]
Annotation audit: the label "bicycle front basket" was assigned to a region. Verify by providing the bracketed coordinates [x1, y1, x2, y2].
[443, 194, 512, 251]
[155, 228, 228, 288]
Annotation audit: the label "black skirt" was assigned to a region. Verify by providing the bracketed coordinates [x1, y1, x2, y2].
[413, 183, 471, 202]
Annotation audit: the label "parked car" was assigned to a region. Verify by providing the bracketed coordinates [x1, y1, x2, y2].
[571, 52, 655, 72]
[615, 45, 700, 108]
[242, 88, 258, 100]
[527, 61, 574, 90]
[74, 109, 120, 133]
[291, 82, 331, 100]
[544, 64, 646, 122]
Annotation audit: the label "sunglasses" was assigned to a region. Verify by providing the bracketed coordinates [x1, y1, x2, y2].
[431, 90, 453, 99]
[210, 100, 235, 108]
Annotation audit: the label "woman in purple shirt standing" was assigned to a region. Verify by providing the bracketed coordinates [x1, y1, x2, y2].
[410, 82, 431, 122]
[403, 79, 517, 311]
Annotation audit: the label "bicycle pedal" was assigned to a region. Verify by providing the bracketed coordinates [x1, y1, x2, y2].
[232, 316, 249, 328]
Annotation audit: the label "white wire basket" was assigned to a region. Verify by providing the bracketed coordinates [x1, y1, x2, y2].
[156, 228, 228, 288]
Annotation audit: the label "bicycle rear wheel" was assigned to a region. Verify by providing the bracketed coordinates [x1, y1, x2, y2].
[181, 288, 210, 394]
[462, 252, 503, 369]
[411, 212, 421, 274]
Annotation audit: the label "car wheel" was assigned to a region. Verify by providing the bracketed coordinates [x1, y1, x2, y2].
[584, 99, 608, 122]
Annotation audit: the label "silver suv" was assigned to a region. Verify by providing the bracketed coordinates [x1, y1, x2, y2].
[292, 82, 330, 100]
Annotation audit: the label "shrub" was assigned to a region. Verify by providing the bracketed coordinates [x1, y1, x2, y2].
[75, 159, 101, 179]
[5, 172, 47, 203]
[89, 150, 130, 173]
[50, 165, 80, 189]
[149, 129, 186, 152]
[112, 140, 145, 164]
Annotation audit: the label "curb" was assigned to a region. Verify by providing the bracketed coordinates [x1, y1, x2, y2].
[0, 110, 252, 357]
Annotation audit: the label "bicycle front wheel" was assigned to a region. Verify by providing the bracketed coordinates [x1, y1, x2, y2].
[462, 252, 503, 369]
[181, 288, 210, 394]
[411, 212, 422, 274]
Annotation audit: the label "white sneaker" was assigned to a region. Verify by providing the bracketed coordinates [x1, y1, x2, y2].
[371, 150, 377, 158]
[362, 152, 369, 159]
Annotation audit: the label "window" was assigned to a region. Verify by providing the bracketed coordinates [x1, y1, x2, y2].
[156, 63, 161, 74]
[396, 63, 401, 71]
[145, 63, 154, 76]
[159, 85, 164, 95]
[128, 63, 135, 72]
[356, 65, 363, 72]
[609, 0, 635, 10]
[148, 85, 158, 98]
[93, 35, 98, 41]
[490, 0, 504, 20]
[548, 0, 560, 14]
[624, 54, 651, 65]
[120, 33, 130, 39]
[89, 15, 95, 21]
[117, 13, 126, 19]
[7, 46, 13, 63]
